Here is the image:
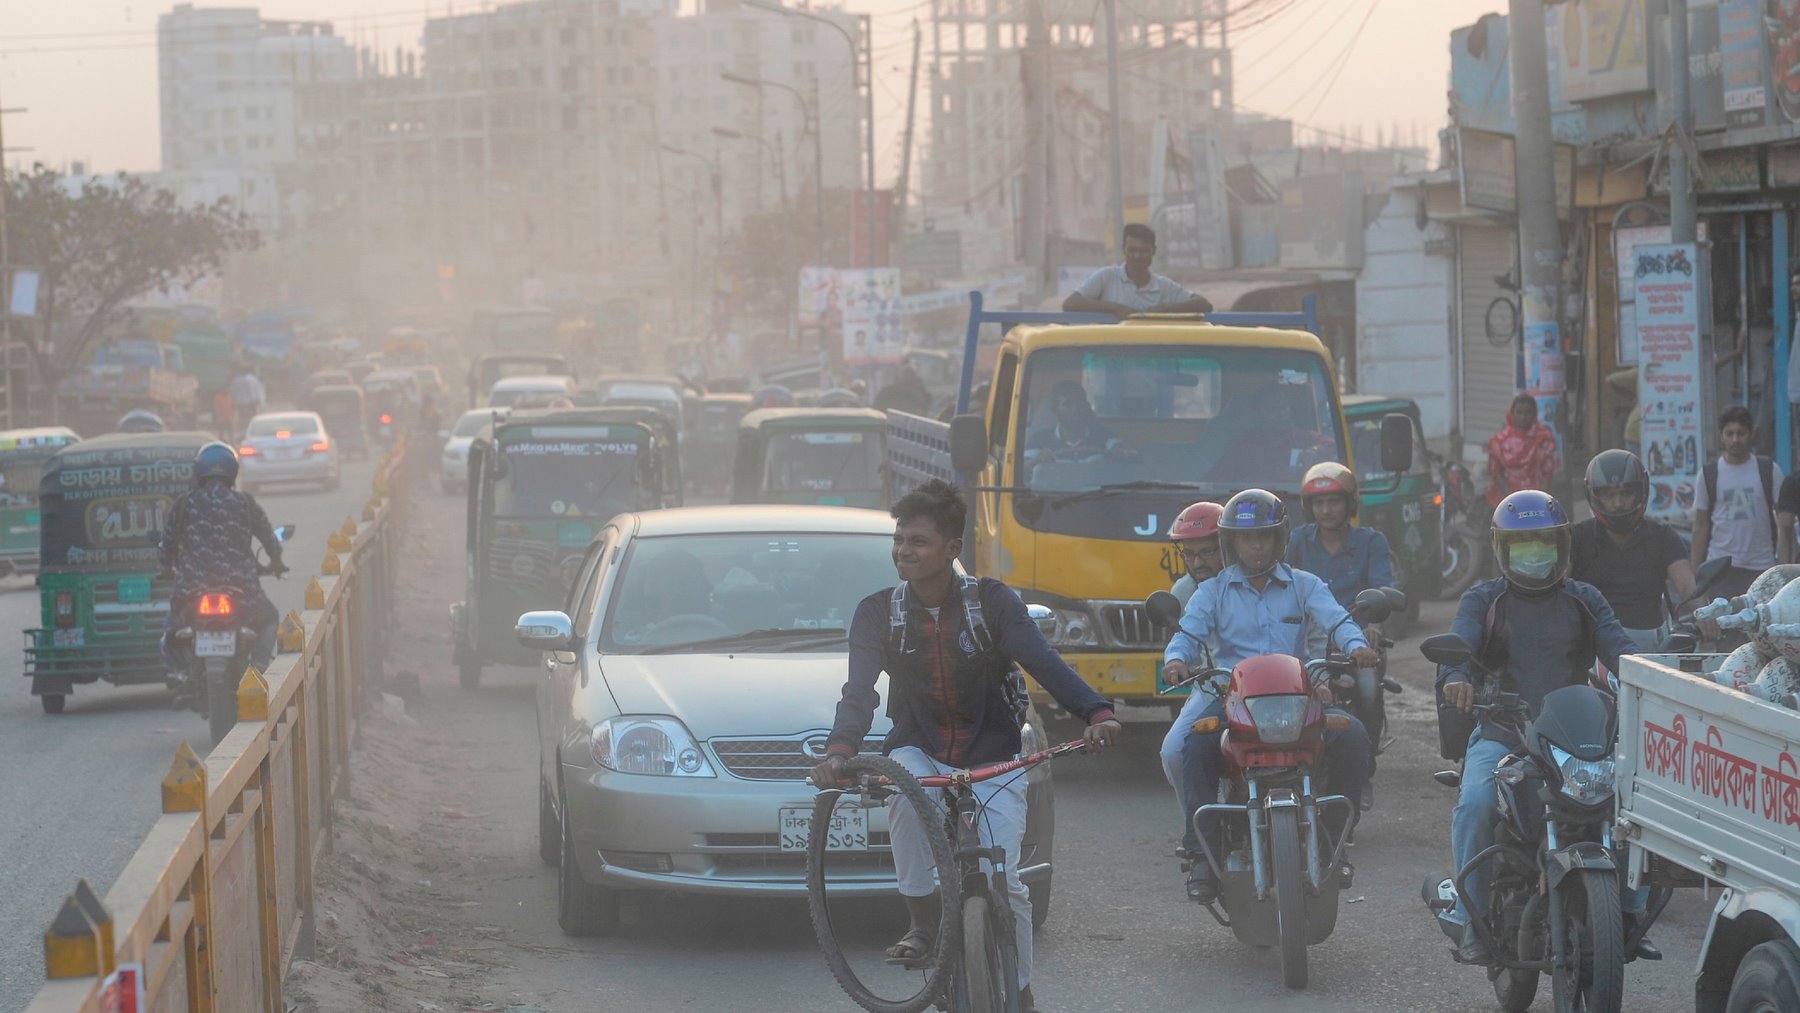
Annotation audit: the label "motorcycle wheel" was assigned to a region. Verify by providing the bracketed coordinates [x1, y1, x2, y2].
[1269, 804, 1309, 990]
[1438, 520, 1484, 600]
[208, 667, 238, 745]
[1552, 869, 1625, 1013]
[1354, 667, 1385, 752]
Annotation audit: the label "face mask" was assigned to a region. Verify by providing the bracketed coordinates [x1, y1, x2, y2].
[1508, 539, 1559, 581]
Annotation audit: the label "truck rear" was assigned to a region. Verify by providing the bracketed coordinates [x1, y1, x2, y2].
[1616, 653, 1800, 1011]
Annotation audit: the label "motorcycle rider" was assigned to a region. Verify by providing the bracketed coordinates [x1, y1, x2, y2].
[1286, 462, 1397, 610]
[811, 479, 1121, 1013]
[160, 443, 287, 689]
[1570, 449, 1696, 652]
[117, 409, 166, 434]
[1160, 489, 1378, 902]
[1167, 501, 1225, 607]
[1438, 489, 1650, 964]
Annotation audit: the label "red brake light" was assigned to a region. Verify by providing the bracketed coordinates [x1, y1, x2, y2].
[54, 591, 74, 628]
[275, 429, 291, 440]
[238, 445, 257, 457]
[198, 593, 234, 617]
[379, 413, 393, 425]
[310, 439, 330, 453]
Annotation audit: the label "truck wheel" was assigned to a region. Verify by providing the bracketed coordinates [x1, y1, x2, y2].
[40, 694, 65, 715]
[1725, 940, 1800, 1013]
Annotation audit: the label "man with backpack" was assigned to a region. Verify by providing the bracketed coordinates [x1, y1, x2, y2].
[811, 479, 1121, 1013]
[1692, 405, 1783, 598]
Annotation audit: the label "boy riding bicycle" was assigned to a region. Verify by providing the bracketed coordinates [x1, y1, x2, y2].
[812, 480, 1121, 1013]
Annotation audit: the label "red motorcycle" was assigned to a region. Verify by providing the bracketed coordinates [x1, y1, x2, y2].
[1147, 587, 1393, 990]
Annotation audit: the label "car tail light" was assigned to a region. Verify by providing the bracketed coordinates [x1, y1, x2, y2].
[379, 413, 393, 425]
[238, 445, 257, 457]
[54, 591, 75, 628]
[309, 440, 329, 453]
[198, 593, 234, 617]
[275, 429, 291, 440]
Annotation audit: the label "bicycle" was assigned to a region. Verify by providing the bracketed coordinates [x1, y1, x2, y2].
[805, 740, 1089, 1013]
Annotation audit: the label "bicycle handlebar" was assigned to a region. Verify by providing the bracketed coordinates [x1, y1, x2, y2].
[811, 739, 1090, 792]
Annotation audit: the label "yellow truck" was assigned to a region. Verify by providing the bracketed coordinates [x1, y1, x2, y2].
[886, 293, 1411, 720]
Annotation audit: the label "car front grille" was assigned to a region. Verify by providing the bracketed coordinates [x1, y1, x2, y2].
[710, 736, 886, 781]
[1099, 602, 1171, 649]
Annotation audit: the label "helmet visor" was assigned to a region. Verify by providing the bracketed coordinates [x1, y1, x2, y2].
[1492, 527, 1570, 591]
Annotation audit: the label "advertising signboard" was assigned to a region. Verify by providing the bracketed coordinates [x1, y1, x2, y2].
[1633, 243, 1705, 524]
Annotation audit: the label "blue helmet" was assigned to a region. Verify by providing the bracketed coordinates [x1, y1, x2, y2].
[117, 409, 165, 433]
[1218, 488, 1289, 578]
[1490, 489, 1570, 591]
[194, 442, 240, 485]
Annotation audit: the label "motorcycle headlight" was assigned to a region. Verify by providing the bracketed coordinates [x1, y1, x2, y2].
[591, 717, 716, 777]
[1244, 694, 1310, 745]
[1025, 603, 1099, 647]
[1549, 744, 1615, 804]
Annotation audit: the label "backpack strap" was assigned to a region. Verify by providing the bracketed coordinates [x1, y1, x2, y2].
[1760, 454, 1777, 542]
[959, 575, 996, 657]
[888, 584, 909, 655]
[1703, 459, 1717, 513]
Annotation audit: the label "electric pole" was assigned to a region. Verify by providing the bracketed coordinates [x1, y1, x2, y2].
[1508, 0, 1565, 449]
[1668, 0, 1696, 242]
[897, 20, 923, 269]
[1022, 0, 1051, 288]
[1103, 0, 1126, 253]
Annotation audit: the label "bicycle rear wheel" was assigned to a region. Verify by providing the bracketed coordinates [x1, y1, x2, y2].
[807, 754, 960, 1013]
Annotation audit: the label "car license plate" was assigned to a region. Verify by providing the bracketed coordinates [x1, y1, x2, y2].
[779, 805, 868, 853]
[271, 446, 301, 461]
[195, 631, 237, 657]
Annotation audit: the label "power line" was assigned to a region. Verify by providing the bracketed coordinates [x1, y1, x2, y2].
[1277, 0, 1380, 122]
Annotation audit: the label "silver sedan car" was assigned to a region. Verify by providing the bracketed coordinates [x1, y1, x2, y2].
[517, 505, 1056, 936]
[238, 411, 340, 492]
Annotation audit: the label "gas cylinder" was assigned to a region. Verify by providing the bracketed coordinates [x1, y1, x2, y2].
[1712, 642, 1772, 691]
[1749, 656, 1800, 707]
[1692, 565, 1800, 623]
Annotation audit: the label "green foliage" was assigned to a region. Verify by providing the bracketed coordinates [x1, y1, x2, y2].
[5, 165, 261, 384]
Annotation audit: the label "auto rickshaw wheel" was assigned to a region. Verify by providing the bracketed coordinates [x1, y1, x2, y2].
[40, 694, 64, 715]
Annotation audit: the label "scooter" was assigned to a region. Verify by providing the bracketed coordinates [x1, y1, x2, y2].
[1146, 586, 1394, 991]
[165, 524, 293, 745]
[1419, 633, 1663, 1013]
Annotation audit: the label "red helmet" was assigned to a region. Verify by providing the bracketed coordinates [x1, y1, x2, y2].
[1301, 461, 1359, 506]
[1168, 501, 1224, 542]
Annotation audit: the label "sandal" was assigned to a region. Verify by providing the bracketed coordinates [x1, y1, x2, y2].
[883, 927, 936, 968]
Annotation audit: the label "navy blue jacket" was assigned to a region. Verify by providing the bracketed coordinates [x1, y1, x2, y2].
[826, 577, 1114, 766]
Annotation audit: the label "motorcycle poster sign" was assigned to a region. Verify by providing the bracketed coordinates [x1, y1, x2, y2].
[1632, 243, 1703, 525]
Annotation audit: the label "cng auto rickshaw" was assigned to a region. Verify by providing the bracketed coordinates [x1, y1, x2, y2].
[26, 431, 213, 713]
[300, 384, 370, 459]
[0, 427, 81, 576]
[451, 409, 666, 689]
[576, 405, 683, 507]
[685, 393, 751, 498]
[1342, 394, 1439, 628]
[731, 407, 888, 509]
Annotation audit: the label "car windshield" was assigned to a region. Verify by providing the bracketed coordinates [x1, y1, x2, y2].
[248, 416, 320, 437]
[600, 531, 896, 653]
[763, 431, 882, 493]
[492, 428, 643, 519]
[1015, 344, 1344, 494]
[452, 412, 492, 438]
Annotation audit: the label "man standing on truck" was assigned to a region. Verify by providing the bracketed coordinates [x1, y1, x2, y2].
[1063, 224, 1214, 318]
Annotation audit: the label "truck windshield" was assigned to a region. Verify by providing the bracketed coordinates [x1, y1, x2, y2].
[1015, 344, 1344, 494]
[494, 434, 642, 519]
[762, 431, 882, 494]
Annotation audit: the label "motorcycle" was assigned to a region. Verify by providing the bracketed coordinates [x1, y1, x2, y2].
[165, 524, 293, 745]
[1419, 632, 1664, 1013]
[1435, 453, 1484, 601]
[1146, 586, 1395, 990]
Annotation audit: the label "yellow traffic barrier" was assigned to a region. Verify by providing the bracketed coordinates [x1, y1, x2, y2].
[278, 610, 306, 652]
[321, 551, 341, 576]
[304, 576, 325, 610]
[42, 881, 112, 979]
[236, 665, 268, 722]
[326, 528, 351, 554]
[162, 742, 205, 813]
[362, 501, 377, 521]
[340, 516, 357, 538]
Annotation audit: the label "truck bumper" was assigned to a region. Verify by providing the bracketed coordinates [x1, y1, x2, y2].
[1031, 651, 1170, 714]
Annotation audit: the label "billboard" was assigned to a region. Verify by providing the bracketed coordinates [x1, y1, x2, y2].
[1554, 0, 1652, 102]
[1633, 243, 1704, 524]
[839, 268, 903, 366]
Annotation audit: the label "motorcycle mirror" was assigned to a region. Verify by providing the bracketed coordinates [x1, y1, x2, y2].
[1380, 586, 1408, 613]
[1657, 631, 1698, 653]
[1694, 555, 1733, 592]
[274, 524, 296, 543]
[1419, 632, 1475, 667]
[1144, 590, 1184, 629]
[1351, 587, 1393, 623]
[1379, 412, 1414, 475]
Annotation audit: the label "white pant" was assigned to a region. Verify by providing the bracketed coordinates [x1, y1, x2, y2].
[885, 745, 1033, 991]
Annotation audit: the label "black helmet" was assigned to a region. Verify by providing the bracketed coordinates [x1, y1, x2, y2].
[117, 409, 165, 434]
[1583, 449, 1648, 533]
[1217, 488, 1290, 579]
[194, 442, 239, 485]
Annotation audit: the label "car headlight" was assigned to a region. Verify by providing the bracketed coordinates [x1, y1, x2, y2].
[1026, 603, 1099, 647]
[1244, 694, 1310, 745]
[590, 717, 716, 777]
[1549, 744, 1615, 804]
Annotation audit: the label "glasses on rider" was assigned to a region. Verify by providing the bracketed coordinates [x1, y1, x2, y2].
[1180, 544, 1222, 564]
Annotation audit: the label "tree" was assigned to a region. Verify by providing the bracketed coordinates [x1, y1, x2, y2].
[5, 165, 261, 393]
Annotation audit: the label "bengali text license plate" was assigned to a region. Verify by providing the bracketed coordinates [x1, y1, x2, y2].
[778, 805, 868, 853]
[195, 631, 237, 657]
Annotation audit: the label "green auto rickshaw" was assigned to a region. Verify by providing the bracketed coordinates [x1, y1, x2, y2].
[1343, 394, 1439, 626]
[731, 407, 888, 509]
[685, 393, 751, 498]
[0, 427, 81, 576]
[451, 408, 667, 688]
[27, 431, 213, 713]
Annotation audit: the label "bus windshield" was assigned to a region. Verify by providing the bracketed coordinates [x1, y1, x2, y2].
[1014, 344, 1344, 494]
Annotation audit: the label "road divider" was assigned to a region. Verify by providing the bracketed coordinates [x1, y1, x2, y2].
[26, 438, 411, 1013]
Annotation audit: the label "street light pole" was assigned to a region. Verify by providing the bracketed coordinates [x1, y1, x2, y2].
[722, 71, 824, 268]
[661, 143, 725, 344]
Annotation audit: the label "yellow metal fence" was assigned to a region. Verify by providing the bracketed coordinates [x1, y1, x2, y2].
[26, 441, 411, 1013]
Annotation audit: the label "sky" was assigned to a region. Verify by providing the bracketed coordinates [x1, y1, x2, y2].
[0, 0, 1505, 180]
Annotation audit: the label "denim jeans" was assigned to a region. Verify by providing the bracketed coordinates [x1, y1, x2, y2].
[1449, 730, 1645, 926]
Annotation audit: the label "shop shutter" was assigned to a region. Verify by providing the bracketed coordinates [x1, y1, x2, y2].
[1458, 224, 1519, 448]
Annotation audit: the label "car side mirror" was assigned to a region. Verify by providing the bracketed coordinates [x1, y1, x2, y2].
[516, 610, 574, 652]
[949, 414, 987, 473]
[1351, 587, 1393, 623]
[1144, 590, 1184, 629]
[1420, 632, 1475, 667]
[1026, 603, 1058, 639]
[1379, 413, 1414, 475]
